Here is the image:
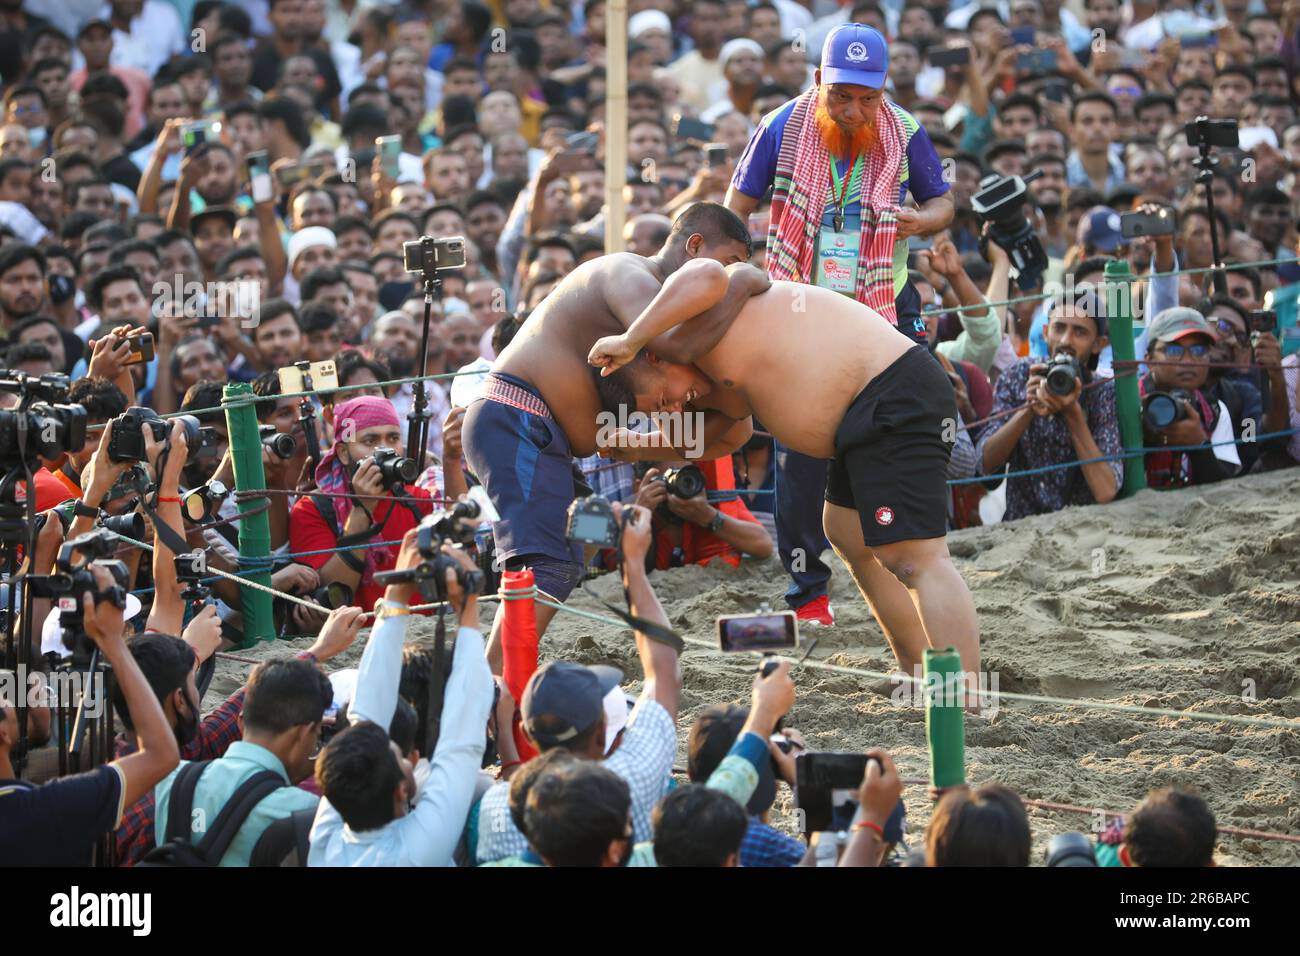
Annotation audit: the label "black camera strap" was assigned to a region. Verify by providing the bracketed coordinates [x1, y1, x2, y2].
[578, 579, 684, 654]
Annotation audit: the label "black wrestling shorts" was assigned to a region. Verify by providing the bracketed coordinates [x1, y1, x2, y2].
[824, 345, 956, 546]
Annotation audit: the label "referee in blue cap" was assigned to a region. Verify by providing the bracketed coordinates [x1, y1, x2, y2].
[724, 23, 953, 631]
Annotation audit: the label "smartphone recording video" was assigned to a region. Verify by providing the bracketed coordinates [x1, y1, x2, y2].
[717, 611, 798, 653]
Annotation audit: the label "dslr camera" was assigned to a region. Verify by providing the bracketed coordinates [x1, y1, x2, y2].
[403, 235, 468, 280]
[372, 488, 498, 602]
[565, 494, 621, 549]
[1142, 389, 1194, 430]
[260, 424, 297, 460]
[971, 171, 1049, 290]
[27, 529, 130, 668]
[108, 406, 215, 464]
[1043, 353, 1081, 396]
[658, 464, 706, 499]
[371, 447, 419, 490]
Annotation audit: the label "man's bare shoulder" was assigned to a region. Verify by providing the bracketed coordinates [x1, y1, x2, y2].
[579, 251, 663, 292]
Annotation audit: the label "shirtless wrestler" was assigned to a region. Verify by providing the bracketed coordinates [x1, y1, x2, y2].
[588, 268, 980, 676]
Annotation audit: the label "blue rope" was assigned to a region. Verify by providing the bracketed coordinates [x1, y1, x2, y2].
[947, 425, 1300, 486]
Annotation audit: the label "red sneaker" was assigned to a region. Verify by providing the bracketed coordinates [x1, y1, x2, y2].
[794, 595, 835, 627]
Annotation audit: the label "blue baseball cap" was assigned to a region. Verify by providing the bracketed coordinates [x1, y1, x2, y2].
[821, 23, 889, 90]
[521, 661, 624, 748]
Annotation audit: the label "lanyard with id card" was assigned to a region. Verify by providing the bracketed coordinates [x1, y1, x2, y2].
[814, 155, 864, 296]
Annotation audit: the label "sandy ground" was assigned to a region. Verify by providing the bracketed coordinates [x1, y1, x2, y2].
[213, 468, 1300, 866]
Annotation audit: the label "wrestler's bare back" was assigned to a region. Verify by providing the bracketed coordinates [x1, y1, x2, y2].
[493, 253, 666, 457]
[693, 282, 916, 459]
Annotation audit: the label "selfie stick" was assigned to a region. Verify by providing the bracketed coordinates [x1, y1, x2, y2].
[923, 646, 966, 789]
[407, 274, 443, 473]
[1190, 116, 1228, 298]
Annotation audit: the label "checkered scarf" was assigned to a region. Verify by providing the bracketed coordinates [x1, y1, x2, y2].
[767, 87, 903, 324]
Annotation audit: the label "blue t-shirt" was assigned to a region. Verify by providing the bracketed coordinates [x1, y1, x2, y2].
[732, 98, 949, 294]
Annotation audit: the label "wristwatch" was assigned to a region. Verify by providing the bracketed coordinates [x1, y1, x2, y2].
[72, 500, 99, 520]
[706, 508, 725, 534]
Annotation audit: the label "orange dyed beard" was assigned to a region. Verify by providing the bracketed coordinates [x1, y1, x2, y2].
[814, 91, 879, 160]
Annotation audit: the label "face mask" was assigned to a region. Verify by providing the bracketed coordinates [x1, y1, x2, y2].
[48, 273, 75, 305]
[29, 126, 47, 148]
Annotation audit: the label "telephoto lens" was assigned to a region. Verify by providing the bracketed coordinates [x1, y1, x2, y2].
[1045, 831, 1098, 867]
[260, 425, 298, 459]
[661, 464, 706, 498]
[100, 512, 145, 541]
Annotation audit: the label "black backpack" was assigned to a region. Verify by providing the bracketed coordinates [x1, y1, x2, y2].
[138, 761, 286, 867]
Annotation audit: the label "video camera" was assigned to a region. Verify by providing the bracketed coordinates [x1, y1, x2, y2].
[970, 171, 1049, 291]
[1142, 389, 1194, 430]
[372, 487, 498, 603]
[402, 235, 468, 282]
[27, 529, 130, 668]
[108, 406, 217, 465]
[0, 371, 87, 467]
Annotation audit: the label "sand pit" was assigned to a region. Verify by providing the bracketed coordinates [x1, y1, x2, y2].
[211, 468, 1300, 865]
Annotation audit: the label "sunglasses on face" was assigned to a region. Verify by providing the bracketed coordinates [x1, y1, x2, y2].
[1159, 342, 1210, 359]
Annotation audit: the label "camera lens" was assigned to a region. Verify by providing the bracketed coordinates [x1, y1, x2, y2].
[1142, 393, 1180, 430]
[663, 464, 706, 498]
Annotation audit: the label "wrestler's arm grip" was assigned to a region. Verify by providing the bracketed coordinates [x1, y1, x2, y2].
[650, 263, 771, 365]
[613, 258, 731, 356]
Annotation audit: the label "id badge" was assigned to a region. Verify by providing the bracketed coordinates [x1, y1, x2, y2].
[814, 227, 860, 295]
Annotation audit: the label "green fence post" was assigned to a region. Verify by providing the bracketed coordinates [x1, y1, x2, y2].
[1104, 259, 1147, 497]
[924, 647, 965, 790]
[223, 383, 275, 646]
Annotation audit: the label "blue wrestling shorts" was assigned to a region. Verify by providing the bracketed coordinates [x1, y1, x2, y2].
[461, 372, 585, 602]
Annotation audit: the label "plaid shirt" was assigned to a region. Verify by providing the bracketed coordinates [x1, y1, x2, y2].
[476, 698, 676, 863]
[740, 817, 806, 867]
[113, 686, 246, 867]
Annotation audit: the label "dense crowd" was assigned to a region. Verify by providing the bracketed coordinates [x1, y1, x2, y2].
[0, 0, 1296, 867]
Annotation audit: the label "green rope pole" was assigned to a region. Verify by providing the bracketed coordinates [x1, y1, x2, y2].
[1105, 259, 1147, 498]
[923, 647, 966, 789]
[223, 383, 275, 646]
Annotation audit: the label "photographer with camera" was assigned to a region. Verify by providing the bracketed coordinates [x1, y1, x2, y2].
[111, 605, 363, 865]
[476, 502, 683, 863]
[1202, 297, 1292, 471]
[310, 528, 494, 866]
[0, 563, 179, 866]
[1140, 308, 1252, 488]
[632, 458, 773, 570]
[46, 377, 130, 501]
[975, 290, 1122, 520]
[289, 395, 434, 613]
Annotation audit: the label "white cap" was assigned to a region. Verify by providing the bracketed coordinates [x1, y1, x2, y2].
[41, 593, 144, 659]
[602, 686, 634, 755]
[629, 10, 671, 38]
[719, 37, 764, 65]
[288, 227, 337, 269]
